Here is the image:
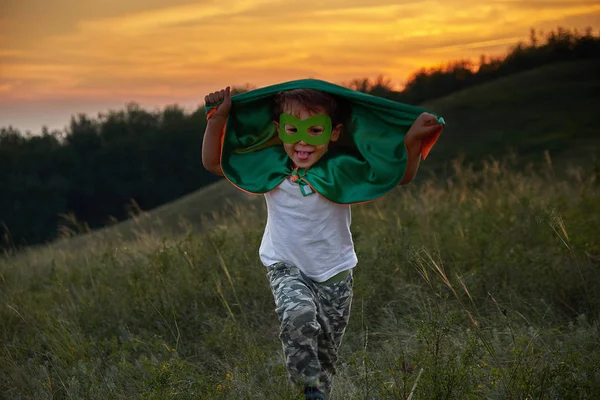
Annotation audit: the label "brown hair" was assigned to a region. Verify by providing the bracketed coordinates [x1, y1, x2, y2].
[273, 89, 346, 125]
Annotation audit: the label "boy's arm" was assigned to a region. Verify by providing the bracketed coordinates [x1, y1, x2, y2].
[202, 117, 226, 176]
[399, 136, 422, 185]
[201, 87, 231, 176]
[399, 112, 443, 185]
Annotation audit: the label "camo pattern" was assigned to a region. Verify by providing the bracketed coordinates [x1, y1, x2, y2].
[267, 262, 354, 396]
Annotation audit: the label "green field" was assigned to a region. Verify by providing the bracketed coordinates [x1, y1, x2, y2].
[1, 61, 599, 399]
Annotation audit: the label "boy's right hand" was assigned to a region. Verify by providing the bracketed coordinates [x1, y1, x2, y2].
[205, 87, 231, 121]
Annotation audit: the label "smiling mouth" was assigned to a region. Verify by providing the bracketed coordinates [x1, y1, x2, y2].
[295, 150, 313, 161]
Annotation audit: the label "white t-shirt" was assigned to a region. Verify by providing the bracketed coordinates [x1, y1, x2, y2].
[259, 177, 358, 282]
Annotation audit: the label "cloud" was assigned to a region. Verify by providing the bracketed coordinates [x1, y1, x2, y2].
[1, 0, 598, 123]
[0, 83, 14, 93]
[74, 0, 278, 35]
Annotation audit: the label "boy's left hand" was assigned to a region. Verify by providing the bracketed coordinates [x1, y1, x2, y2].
[406, 112, 443, 144]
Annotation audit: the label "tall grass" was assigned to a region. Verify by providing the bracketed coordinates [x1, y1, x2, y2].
[1, 155, 599, 399]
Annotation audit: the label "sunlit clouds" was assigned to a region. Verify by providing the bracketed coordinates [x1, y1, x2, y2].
[1, 0, 599, 131]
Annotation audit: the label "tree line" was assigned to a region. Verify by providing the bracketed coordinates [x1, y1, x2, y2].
[1, 26, 599, 250]
[1, 105, 219, 249]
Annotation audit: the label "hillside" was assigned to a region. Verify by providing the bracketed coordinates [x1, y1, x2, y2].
[421, 58, 600, 167]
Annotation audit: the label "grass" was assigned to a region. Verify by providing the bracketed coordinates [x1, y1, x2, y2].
[2, 60, 600, 399]
[1, 154, 599, 399]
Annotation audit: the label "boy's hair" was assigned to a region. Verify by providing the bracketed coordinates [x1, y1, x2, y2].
[273, 89, 345, 125]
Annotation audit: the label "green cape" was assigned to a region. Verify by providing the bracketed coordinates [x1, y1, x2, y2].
[207, 79, 443, 204]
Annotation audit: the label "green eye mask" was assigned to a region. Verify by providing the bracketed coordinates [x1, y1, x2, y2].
[278, 113, 332, 146]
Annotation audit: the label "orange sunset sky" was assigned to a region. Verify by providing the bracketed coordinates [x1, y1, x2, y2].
[1, 0, 599, 133]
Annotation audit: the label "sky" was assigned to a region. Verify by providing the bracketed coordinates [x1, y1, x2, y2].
[1, 0, 599, 133]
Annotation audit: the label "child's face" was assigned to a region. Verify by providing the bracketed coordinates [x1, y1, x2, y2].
[275, 100, 342, 169]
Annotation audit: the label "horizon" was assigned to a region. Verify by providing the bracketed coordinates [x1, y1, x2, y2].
[1, 0, 599, 133]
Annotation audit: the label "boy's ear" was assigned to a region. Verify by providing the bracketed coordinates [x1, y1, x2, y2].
[273, 120, 279, 130]
[330, 124, 343, 142]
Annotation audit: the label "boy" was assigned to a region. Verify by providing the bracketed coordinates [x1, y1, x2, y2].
[202, 84, 443, 399]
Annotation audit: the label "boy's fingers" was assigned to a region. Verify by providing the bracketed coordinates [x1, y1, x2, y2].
[424, 124, 443, 137]
[221, 87, 232, 108]
[205, 88, 231, 106]
[419, 112, 439, 126]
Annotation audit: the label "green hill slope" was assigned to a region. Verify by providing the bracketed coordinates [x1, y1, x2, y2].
[22, 59, 600, 255]
[421, 59, 600, 166]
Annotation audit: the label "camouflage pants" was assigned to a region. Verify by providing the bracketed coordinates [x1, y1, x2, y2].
[267, 262, 354, 395]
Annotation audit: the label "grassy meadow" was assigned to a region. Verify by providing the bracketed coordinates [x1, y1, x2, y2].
[1, 61, 600, 399]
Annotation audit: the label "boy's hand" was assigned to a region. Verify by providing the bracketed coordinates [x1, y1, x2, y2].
[405, 112, 443, 144]
[205, 87, 231, 121]
[400, 112, 443, 185]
